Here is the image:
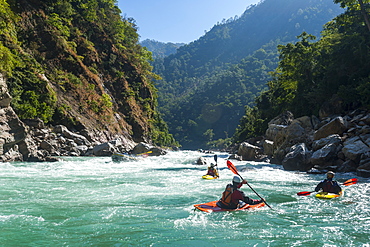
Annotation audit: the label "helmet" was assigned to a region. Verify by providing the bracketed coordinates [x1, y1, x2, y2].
[232, 176, 242, 184]
[327, 171, 335, 176]
[210, 163, 215, 167]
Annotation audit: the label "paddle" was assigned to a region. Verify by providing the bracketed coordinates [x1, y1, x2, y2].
[226, 160, 272, 209]
[296, 178, 358, 196]
[138, 150, 153, 156]
[214, 154, 220, 178]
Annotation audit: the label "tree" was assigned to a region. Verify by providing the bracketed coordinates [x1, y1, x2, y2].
[203, 129, 215, 142]
[334, 0, 370, 31]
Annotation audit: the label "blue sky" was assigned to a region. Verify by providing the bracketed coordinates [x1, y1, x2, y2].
[117, 0, 260, 44]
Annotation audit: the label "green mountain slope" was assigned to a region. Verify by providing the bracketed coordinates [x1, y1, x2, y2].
[140, 39, 184, 58]
[0, 0, 176, 147]
[152, 0, 342, 149]
[235, 1, 370, 142]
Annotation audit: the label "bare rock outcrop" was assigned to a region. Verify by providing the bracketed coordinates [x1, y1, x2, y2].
[231, 107, 370, 177]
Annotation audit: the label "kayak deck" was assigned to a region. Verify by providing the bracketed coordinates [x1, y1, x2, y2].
[194, 200, 265, 213]
[315, 190, 344, 199]
[202, 175, 218, 180]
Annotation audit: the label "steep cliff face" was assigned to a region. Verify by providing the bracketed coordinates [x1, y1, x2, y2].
[0, 0, 173, 159]
[0, 73, 38, 161]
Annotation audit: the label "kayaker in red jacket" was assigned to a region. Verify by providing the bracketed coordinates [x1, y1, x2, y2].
[217, 176, 263, 209]
[206, 163, 219, 177]
[315, 171, 342, 194]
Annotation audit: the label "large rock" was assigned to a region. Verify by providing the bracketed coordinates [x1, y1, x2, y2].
[237, 142, 261, 161]
[291, 116, 313, 130]
[263, 139, 274, 156]
[131, 142, 152, 155]
[310, 143, 338, 165]
[357, 162, 370, 177]
[54, 125, 91, 146]
[313, 117, 347, 140]
[0, 75, 11, 107]
[312, 134, 342, 151]
[130, 142, 167, 156]
[356, 152, 370, 177]
[342, 136, 370, 163]
[265, 124, 287, 144]
[337, 160, 357, 172]
[282, 143, 312, 171]
[0, 74, 40, 161]
[149, 147, 168, 156]
[92, 142, 116, 156]
[268, 111, 294, 126]
[195, 157, 207, 165]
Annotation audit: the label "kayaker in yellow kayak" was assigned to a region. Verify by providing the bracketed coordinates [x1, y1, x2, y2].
[217, 176, 263, 209]
[206, 163, 219, 178]
[315, 171, 342, 194]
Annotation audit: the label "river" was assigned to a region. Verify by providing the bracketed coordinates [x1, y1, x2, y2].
[0, 151, 369, 246]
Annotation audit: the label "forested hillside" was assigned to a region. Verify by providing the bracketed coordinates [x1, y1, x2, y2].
[150, 0, 342, 149]
[0, 0, 176, 147]
[234, 0, 370, 142]
[140, 39, 184, 58]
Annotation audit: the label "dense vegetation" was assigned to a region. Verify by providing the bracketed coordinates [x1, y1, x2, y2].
[0, 0, 177, 147]
[234, 0, 370, 142]
[150, 0, 342, 149]
[140, 39, 184, 58]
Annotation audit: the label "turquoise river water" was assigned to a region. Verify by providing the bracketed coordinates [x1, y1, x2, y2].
[0, 151, 369, 246]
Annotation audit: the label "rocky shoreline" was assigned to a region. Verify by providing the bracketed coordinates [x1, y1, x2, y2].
[231, 109, 370, 178]
[2, 71, 370, 178]
[0, 74, 166, 162]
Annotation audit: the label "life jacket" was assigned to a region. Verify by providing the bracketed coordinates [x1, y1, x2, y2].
[322, 179, 340, 193]
[207, 167, 215, 176]
[218, 184, 235, 208]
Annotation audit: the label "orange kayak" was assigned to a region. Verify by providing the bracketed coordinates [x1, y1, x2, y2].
[194, 200, 265, 213]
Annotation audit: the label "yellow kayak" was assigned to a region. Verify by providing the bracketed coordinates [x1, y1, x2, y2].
[202, 175, 218, 180]
[315, 190, 344, 199]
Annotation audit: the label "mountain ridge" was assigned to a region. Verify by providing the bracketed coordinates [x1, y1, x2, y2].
[151, 0, 343, 149]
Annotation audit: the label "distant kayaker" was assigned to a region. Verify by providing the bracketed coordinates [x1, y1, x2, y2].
[217, 176, 263, 209]
[206, 163, 219, 178]
[315, 171, 342, 194]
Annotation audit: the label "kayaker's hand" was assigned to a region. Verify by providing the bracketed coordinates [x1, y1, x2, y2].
[242, 179, 247, 184]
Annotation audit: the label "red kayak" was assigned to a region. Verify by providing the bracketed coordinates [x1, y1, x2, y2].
[194, 200, 265, 213]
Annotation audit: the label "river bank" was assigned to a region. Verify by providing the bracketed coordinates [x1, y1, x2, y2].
[232, 109, 370, 178]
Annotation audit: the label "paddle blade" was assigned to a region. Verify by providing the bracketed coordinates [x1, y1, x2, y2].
[342, 178, 358, 186]
[297, 191, 314, 196]
[214, 154, 217, 163]
[226, 160, 239, 175]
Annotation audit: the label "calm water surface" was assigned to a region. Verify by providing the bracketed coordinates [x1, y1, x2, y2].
[0, 151, 369, 246]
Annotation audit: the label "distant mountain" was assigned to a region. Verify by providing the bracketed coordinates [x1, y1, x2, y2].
[153, 0, 343, 149]
[141, 39, 184, 58]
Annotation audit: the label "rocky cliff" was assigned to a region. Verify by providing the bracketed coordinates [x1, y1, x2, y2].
[232, 105, 370, 178]
[0, 0, 175, 161]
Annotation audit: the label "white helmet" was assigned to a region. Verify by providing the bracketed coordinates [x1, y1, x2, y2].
[232, 176, 242, 184]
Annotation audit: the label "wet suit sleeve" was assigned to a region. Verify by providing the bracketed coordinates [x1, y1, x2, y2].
[333, 181, 342, 194]
[315, 181, 324, 192]
[231, 190, 244, 204]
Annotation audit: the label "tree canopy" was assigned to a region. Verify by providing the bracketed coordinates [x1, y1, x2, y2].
[234, 0, 370, 142]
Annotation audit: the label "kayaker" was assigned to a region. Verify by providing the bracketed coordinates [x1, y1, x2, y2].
[217, 176, 263, 209]
[315, 171, 342, 194]
[206, 163, 219, 178]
